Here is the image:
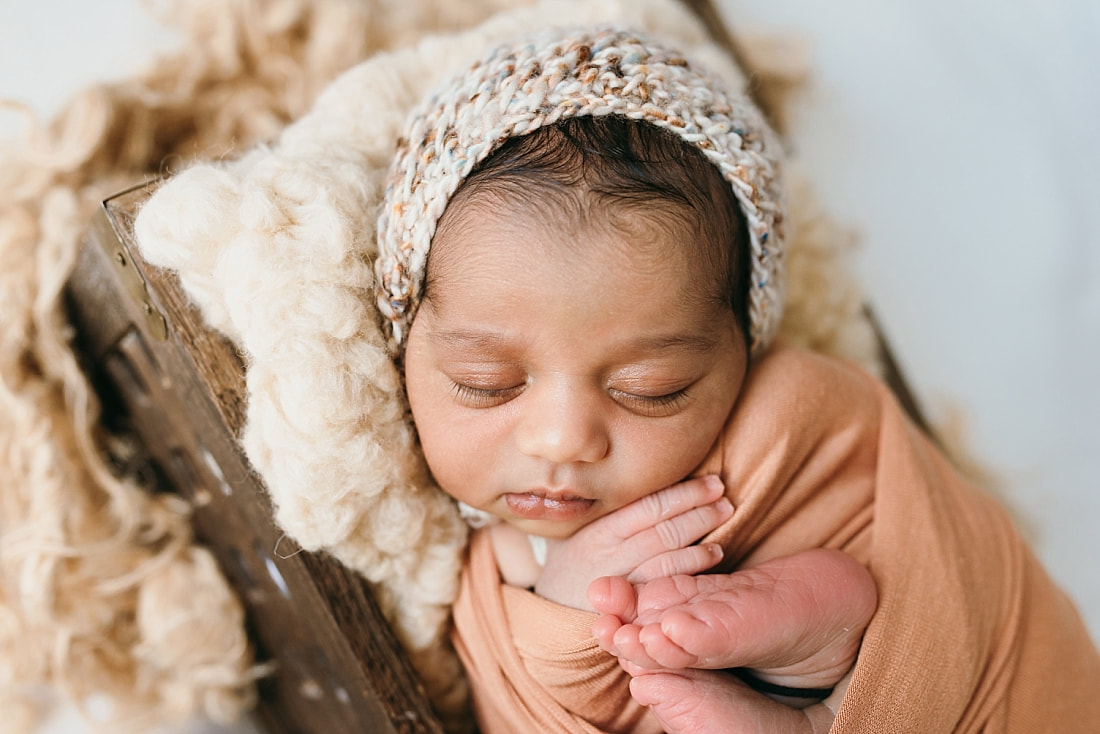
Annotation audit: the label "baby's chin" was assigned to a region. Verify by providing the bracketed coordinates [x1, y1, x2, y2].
[499, 513, 595, 541]
[497, 513, 584, 540]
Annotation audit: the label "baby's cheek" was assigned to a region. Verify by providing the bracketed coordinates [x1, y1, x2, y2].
[621, 422, 720, 490]
[419, 415, 505, 510]
[418, 430, 470, 495]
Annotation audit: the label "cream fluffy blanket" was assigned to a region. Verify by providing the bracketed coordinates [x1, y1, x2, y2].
[0, 0, 876, 729]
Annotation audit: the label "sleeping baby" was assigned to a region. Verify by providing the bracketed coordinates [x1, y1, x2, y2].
[374, 26, 1100, 733]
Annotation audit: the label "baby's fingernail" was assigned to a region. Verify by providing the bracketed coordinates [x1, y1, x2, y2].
[704, 475, 724, 492]
[706, 543, 724, 559]
[716, 498, 734, 515]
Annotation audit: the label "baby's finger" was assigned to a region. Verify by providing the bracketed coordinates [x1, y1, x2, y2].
[621, 498, 733, 561]
[626, 544, 724, 584]
[600, 475, 725, 539]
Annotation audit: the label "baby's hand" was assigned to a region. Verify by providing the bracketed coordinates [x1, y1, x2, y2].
[590, 548, 877, 692]
[533, 476, 733, 610]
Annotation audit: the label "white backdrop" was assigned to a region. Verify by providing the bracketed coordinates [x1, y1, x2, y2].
[718, 0, 1100, 636]
[2, 0, 1097, 731]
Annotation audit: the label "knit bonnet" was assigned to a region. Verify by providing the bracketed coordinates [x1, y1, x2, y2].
[376, 26, 786, 356]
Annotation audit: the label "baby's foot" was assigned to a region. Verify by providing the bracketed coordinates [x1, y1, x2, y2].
[590, 548, 876, 689]
[628, 669, 836, 734]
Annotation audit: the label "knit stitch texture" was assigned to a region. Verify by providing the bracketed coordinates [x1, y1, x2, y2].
[376, 27, 786, 355]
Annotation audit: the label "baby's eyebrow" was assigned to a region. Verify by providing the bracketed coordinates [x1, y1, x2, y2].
[629, 333, 719, 354]
[428, 328, 718, 355]
[428, 329, 511, 352]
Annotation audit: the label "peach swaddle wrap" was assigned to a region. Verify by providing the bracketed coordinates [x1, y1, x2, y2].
[451, 345, 1100, 732]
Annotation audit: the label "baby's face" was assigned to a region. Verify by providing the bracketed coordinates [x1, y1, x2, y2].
[403, 207, 747, 539]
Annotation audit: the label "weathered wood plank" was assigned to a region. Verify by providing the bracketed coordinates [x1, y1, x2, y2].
[67, 181, 446, 734]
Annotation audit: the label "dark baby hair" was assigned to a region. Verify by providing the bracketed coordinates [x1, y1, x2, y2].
[429, 115, 751, 346]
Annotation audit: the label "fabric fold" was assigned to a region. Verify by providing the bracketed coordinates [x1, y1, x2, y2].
[453, 529, 661, 733]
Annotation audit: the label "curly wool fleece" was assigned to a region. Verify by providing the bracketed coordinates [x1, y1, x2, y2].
[377, 27, 786, 356]
[134, 0, 880, 719]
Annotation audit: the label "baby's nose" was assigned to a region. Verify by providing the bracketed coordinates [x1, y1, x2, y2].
[513, 380, 610, 465]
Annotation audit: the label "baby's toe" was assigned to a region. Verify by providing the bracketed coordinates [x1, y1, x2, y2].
[588, 575, 637, 618]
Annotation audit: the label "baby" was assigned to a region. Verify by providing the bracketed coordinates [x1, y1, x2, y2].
[375, 26, 1100, 734]
[400, 115, 873, 732]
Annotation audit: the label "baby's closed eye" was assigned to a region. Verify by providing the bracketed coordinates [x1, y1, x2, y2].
[607, 386, 693, 416]
[449, 380, 525, 408]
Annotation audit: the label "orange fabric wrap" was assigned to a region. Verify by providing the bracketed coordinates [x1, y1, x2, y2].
[451, 346, 1100, 732]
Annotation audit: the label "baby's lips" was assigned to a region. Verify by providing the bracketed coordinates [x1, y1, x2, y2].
[504, 491, 595, 521]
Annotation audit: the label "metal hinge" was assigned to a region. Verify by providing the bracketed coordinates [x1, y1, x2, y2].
[92, 201, 169, 341]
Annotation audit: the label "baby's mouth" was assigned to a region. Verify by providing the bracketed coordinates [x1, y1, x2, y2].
[504, 490, 595, 521]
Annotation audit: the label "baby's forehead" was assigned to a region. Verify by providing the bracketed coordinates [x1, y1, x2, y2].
[420, 216, 731, 356]
[433, 184, 706, 271]
[426, 192, 725, 319]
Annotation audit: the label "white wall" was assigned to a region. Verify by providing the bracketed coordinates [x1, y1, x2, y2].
[715, 0, 1100, 640]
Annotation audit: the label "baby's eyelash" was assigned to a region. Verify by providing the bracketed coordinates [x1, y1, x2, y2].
[610, 387, 691, 417]
[450, 382, 523, 407]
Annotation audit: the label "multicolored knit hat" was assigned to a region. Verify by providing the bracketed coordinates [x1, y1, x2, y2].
[376, 26, 786, 356]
